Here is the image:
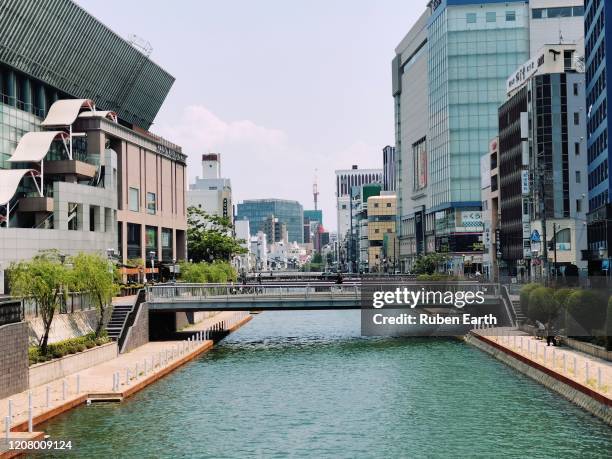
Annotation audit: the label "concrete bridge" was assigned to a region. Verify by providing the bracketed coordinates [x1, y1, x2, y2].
[146, 282, 507, 317]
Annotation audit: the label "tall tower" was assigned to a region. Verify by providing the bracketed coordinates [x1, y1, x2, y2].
[313, 169, 319, 211]
[201, 153, 221, 179]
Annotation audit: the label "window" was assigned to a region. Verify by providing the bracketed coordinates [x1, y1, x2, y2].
[146, 192, 156, 215]
[576, 199, 582, 213]
[129, 187, 139, 212]
[374, 203, 379, 208]
[573, 112, 580, 125]
[341, 205, 347, 210]
[573, 83, 579, 96]
[386, 202, 392, 207]
[506, 11, 516, 21]
[575, 171, 581, 183]
[575, 142, 580, 155]
[466, 13, 476, 23]
[532, 9, 543, 19]
[486, 12, 496, 22]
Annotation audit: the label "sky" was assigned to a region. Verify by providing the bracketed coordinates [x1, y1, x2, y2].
[76, 0, 425, 231]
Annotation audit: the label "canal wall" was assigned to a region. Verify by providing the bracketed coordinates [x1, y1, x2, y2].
[559, 337, 612, 362]
[29, 342, 118, 388]
[465, 332, 612, 426]
[0, 322, 29, 399]
[121, 304, 149, 354]
[28, 309, 110, 345]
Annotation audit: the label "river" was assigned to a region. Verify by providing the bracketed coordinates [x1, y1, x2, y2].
[38, 311, 611, 458]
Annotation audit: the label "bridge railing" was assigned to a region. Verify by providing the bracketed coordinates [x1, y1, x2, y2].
[147, 283, 361, 302]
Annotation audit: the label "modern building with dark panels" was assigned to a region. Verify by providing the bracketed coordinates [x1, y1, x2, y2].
[382, 145, 396, 191]
[236, 199, 304, 243]
[0, 0, 174, 130]
[0, 0, 187, 290]
[584, 0, 612, 272]
[499, 45, 588, 277]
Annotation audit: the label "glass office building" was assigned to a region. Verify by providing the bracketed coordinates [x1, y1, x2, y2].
[427, 0, 529, 256]
[236, 199, 304, 243]
[585, 0, 612, 272]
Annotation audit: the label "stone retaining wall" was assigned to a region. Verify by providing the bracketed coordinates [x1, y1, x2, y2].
[559, 337, 612, 362]
[29, 342, 118, 388]
[28, 309, 111, 345]
[121, 304, 149, 354]
[0, 322, 29, 398]
[465, 333, 612, 425]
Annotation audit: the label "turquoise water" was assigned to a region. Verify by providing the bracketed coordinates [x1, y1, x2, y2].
[38, 311, 611, 458]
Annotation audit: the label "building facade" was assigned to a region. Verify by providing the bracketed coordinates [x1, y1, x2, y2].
[392, 10, 431, 273]
[382, 145, 396, 191]
[367, 194, 397, 272]
[187, 154, 232, 220]
[584, 0, 612, 273]
[335, 165, 382, 269]
[236, 199, 304, 243]
[0, 0, 187, 290]
[499, 44, 588, 278]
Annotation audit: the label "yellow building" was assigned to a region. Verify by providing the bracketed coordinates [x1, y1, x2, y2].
[367, 195, 396, 272]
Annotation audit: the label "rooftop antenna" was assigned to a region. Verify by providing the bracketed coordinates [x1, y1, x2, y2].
[313, 169, 320, 211]
[127, 34, 153, 56]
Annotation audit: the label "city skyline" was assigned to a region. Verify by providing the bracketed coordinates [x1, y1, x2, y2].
[75, 0, 425, 231]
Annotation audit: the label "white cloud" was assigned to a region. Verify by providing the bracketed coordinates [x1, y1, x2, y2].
[156, 105, 382, 232]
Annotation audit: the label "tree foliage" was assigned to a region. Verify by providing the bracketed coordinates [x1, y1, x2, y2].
[71, 253, 119, 336]
[566, 289, 607, 336]
[519, 283, 540, 312]
[187, 207, 247, 263]
[527, 287, 559, 324]
[412, 253, 447, 275]
[179, 261, 237, 283]
[9, 250, 73, 352]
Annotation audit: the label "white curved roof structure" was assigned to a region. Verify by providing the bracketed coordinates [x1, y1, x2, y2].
[0, 169, 37, 205]
[79, 110, 118, 122]
[41, 99, 95, 127]
[8, 131, 68, 163]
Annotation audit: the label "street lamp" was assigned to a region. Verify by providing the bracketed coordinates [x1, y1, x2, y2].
[149, 251, 156, 283]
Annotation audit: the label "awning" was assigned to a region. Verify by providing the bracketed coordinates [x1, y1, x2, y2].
[8, 131, 68, 163]
[41, 99, 95, 127]
[0, 169, 37, 205]
[79, 110, 117, 123]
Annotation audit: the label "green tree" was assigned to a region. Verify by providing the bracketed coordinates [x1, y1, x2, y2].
[412, 253, 447, 275]
[71, 253, 119, 337]
[179, 261, 237, 283]
[312, 253, 323, 264]
[566, 290, 607, 337]
[527, 287, 559, 324]
[519, 283, 540, 313]
[187, 207, 247, 262]
[9, 251, 73, 353]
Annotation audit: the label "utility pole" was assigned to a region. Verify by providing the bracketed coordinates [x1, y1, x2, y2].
[538, 165, 549, 281]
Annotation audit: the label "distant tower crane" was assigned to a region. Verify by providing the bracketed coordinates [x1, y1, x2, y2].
[313, 169, 320, 211]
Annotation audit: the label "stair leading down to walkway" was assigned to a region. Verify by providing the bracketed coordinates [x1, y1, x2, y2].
[106, 296, 137, 341]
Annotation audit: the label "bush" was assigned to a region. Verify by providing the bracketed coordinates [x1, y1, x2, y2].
[28, 332, 111, 365]
[553, 288, 575, 310]
[566, 290, 608, 337]
[520, 283, 540, 312]
[527, 287, 558, 323]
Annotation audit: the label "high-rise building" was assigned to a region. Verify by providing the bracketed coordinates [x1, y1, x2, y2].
[187, 154, 232, 220]
[382, 145, 396, 191]
[0, 0, 187, 289]
[263, 215, 288, 244]
[367, 194, 397, 272]
[236, 199, 304, 243]
[335, 165, 382, 268]
[427, 1, 529, 270]
[392, 10, 431, 273]
[499, 44, 588, 278]
[584, 0, 612, 273]
[303, 209, 323, 244]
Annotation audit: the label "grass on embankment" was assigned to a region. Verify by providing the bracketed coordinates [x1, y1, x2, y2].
[29, 332, 111, 365]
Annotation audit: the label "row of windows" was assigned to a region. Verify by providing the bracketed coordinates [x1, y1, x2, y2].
[128, 187, 157, 215]
[585, 1, 605, 53]
[589, 190, 609, 212]
[466, 11, 516, 24]
[586, 38, 606, 86]
[585, 0, 604, 31]
[587, 98, 607, 137]
[588, 128, 608, 164]
[587, 67, 606, 109]
[588, 159, 608, 190]
[532, 6, 584, 20]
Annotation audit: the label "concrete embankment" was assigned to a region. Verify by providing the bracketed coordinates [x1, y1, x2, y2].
[465, 331, 612, 426]
[0, 311, 252, 458]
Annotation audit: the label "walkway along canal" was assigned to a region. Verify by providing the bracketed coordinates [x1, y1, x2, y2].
[37, 310, 611, 458]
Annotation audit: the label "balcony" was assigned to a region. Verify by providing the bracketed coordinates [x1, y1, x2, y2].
[44, 160, 97, 179]
[18, 197, 53, 213]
